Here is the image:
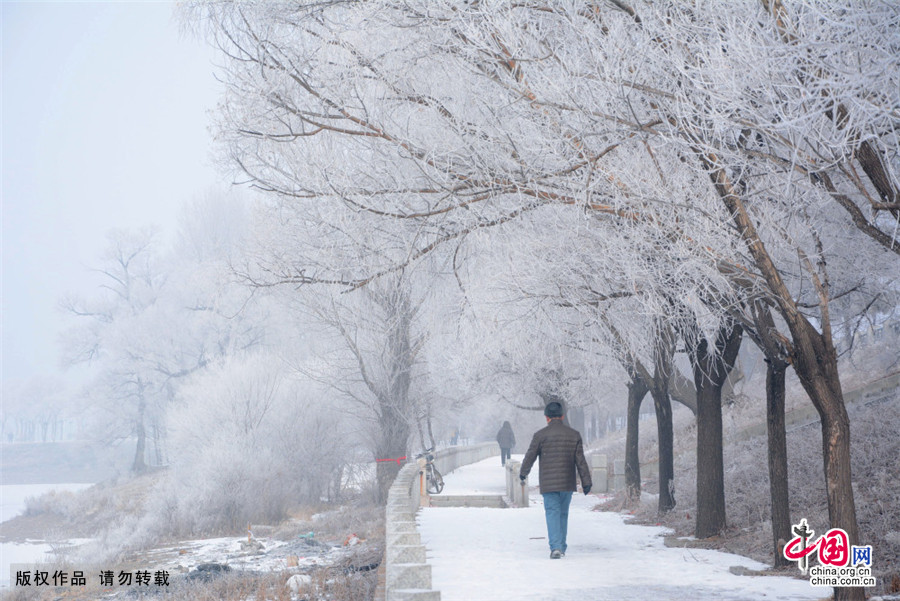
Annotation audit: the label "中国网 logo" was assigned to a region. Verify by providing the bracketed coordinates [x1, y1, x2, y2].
[783, 518, 875, 588]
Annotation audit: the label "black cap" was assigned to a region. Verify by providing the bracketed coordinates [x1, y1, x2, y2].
[544, 402, 563, 418]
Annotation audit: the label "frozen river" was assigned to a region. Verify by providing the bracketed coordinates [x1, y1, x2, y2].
[0, 482, 93, 588]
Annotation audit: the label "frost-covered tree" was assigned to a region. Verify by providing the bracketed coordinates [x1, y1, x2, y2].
[165, 350, 350, 531]
[192, 5, 899, 595]
[292, 271, 429, 503]
[62, 196, 268, 473]
[187, 0, 737, 523]
[633, 8, 898, 594]
[62, 228, 166, 472]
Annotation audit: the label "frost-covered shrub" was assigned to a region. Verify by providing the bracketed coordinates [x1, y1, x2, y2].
[23, 489, 82, 517]
[158, 351, 352, 534]
[845, 396, 900, 581]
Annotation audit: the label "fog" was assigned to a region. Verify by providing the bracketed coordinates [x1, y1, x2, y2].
[2, 2, 220, 382]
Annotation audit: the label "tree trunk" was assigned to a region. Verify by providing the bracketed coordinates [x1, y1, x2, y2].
[598, 408, 609, 438]
[132, 421, 147, 474]
[650, 323, 677, 514]
[568, 405, 586, 437]
[371, 279, 416, 505]
[747, 301, 793, 568]
[152, 421, 165, 467]
[690, 323, 742, 539]
[625, 371, 650, 505]
[791, 320, 862, 601]
[651, 384, 676, 514]
[330, 464, 344, 504]
[425, 413, 436, 450]
[375, 401, 409, 504]
[765, 358, 791, 567]
[694, 379, 725, 538]
[415, 417, 428, 452]
[707, 159, 863, 600]
[132, 394, 147, 474]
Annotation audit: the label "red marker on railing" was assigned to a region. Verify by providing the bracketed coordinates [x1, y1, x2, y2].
[375, 456, 407, 465]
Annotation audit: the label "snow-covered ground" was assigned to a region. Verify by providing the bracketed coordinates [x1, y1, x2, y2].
[135, 532, 352, 576]
[0, 483, 94, 588]
[418, 456, 827, 601]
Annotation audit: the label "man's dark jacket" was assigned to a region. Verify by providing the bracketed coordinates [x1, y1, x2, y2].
[519, 419, 592, 494]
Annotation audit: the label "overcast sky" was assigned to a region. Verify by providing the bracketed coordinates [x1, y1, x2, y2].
[2, 2, 223, 384]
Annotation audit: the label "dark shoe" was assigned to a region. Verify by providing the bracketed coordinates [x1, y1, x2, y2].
[550, 550, 562, 559]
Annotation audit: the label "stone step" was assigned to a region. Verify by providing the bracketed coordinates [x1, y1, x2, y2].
[387, 563, 432, 590]
[427, 495, 506, 508]
[391, 589, 441, 601]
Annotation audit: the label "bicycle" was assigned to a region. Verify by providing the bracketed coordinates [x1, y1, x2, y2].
[416, 448, 444, 494]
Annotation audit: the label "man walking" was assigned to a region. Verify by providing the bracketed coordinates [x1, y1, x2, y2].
[496, 421, 516, 466]
[519, 401, 592, 559]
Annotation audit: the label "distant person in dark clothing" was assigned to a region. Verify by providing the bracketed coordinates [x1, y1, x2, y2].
[496, 421, 516, 466]
[519, 401, 592, 559]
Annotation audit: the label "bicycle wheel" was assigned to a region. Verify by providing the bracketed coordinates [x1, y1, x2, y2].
[427, 465, 444, 494]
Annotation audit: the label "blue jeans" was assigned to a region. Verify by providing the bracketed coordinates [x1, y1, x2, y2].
[542, 491, 573, 553]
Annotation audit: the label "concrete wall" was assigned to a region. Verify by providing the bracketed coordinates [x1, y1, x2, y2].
[504, 460, 529, 507]
[431, 442, 500, 478]
[589, 454, 608, 493]
[588, 453, 658, 493]
[383, 442, 499, 601]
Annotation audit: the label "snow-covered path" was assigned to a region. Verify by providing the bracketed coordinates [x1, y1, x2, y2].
[417, 456, 826, 601]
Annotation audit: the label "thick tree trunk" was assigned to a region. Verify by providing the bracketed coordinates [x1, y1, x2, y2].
[690, 323, 742, 539]
[375, 401, 409, 504]
[415, 417, 428, 452]
[651, 384, 676, 513]
[694, 379, 725, 537]
[747, 302, 793, 567]
[651, 323, 677, 514]
[152, 423, 160, 466]
[330, 464, 344, 504]
[132, 423, 146, 474]
[765, 358, 791, 567]
[625, 373, 650, 505]
[791, 320, 861, 601]
[371, 279, 415, 505]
